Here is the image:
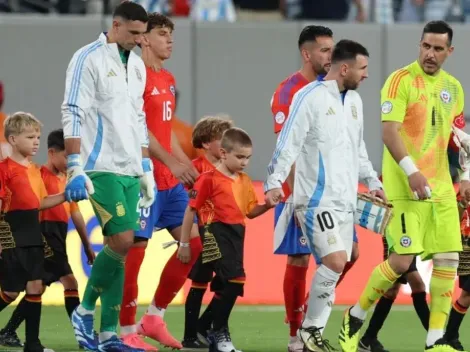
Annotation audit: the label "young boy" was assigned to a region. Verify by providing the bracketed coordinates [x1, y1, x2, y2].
[0, 129, 95, 348]
[0, 112, 68, 352]
[433, 197, 470, 351]
[183, 115, 234, 349]
[178, 127, 273, 352]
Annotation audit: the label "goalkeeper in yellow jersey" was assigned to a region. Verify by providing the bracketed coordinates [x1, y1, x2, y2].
[339, 20, 470, 352]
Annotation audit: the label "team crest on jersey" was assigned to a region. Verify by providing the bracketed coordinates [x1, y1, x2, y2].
[275, 112, 286, 125]
[135, 67, 142, 82]
[440, 89, 451, 104]
[351, 104, 358, 119]
[400, 235, 411, 247]
[299, 236, 307, 246]
[170, 85, 176, 96]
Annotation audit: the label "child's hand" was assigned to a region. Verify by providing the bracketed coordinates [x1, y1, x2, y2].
[85, 245, 96, 265]
[177, 244, 191, 264]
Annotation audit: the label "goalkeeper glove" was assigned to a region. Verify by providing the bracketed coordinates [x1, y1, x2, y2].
[65, 154, 94, 202]
[139, 157, 157, 209]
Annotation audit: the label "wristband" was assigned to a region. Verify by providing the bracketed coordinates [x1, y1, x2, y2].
[67, 154, 81, 167]
[142, 158, 152, 173]
[461, 169, 470, 182]
[179, 242, 190, 248]
[398, 156, 419, 176]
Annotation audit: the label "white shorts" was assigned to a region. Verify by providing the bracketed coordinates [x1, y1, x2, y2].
[295, 208, 354, 261]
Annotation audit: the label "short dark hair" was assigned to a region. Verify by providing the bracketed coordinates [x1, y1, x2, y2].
[221, 127, 252, 152]
[146, 12, 174, 32]
[298, 25, 333, 49]
[113, 1, 148, 22]
[47, 129, 65, 151]
[422, 20, 453, 45]
[331, 39, 369, 64]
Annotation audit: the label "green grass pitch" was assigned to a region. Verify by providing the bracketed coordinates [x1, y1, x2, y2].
[1, 305, 470, 352]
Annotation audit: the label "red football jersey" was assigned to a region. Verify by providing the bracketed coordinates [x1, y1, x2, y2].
[144, 67, 179, 191]
[271, 72, 309, 201]
[192, 155, 216, 174]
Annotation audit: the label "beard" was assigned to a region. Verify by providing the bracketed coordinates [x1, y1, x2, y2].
[344, 77, 359, 91]
[312, 62, 328, 76]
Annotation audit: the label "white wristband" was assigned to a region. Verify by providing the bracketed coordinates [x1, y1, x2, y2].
[398, 156, 419, 176]
[461, 169, 470, 182]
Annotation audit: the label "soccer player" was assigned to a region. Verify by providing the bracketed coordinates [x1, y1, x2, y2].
[0, 129, 96, 348]
[178, 127, 273, 352]
[358, 238, 429, 352]
[183, 115, 234, 349]
[0, 112, 67, 352]
[119, 13, 202, 350]
[339, 21, 470, 352]
[270, 25, 360, 351]
[61, 2, 156, 351]
[433, 197, 470, 351]
[265, 40, 384, 352]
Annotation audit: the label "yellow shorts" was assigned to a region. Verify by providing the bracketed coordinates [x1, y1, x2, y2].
[386, 200, 461, 261]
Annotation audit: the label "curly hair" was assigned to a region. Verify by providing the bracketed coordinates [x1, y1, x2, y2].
[192, 115, 234, 149]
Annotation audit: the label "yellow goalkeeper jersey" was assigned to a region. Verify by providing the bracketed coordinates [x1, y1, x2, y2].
[381, 60, 465, 202]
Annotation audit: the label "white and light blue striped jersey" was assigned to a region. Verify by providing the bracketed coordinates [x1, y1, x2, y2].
[264, 80, 382, 212]
[132, 0, 170, 14]
[190, 0, 236, 22]
[61, 33, 148, 177]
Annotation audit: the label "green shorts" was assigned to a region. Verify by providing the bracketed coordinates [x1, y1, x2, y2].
[87, 172, 140, 236]
[386, 199, 462, 261]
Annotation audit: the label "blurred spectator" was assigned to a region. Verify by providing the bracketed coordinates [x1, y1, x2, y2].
[398, 0, 452, 22]
[0, 82, 11, 160]
[190, 0, 236, 21]
[286, 0, 367, 21]
[233, 0, 283, 21]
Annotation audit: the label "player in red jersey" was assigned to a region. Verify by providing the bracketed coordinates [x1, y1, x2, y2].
[119, 13, 202, 351]
[270, 26, 359, 352]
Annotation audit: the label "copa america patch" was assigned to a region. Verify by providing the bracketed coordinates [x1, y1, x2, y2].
[275, 112, 286, 125]
[381, 101, 393, 114]
[170, 85, 176, 96]
[355, 193, 393, 235]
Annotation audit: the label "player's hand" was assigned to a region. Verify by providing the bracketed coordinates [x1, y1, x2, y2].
[370, 189, 388, 203]
[85, 245, 96, 265]
[408, 171, 432, 200]
[177, 244, 191, 264]
[265, 188, 284, 207]
[139, 158, 157, 209]
[170, 162, 199, 186]
[460, 180, 470, 204]
[65, 154, 95, 202]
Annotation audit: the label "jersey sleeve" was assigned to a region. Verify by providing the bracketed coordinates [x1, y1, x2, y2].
[381, 70, 410, 123]
[245, 177, 259, 214]
[448, 82, 466, 167]
[39, 176, 48, 201]
[265, 89, 317, 192]
[137, 66, 149, 148]
[271, 89, 291, 134]
[61, 49, 96, 139]
[188, 174, 212, 210]
[0, 165, 7, 200]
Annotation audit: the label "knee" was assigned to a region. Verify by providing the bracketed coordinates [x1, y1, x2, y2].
[408, 272, 426, 293]
[384, 282, 400, 300]
[287, 254, 310, 267]
[26, 280, 44, 295]
[433, 252, 459, 269]
[60, 275, 78, 290]
[388, 253, 414, 274]
[322, 252, 347, 274]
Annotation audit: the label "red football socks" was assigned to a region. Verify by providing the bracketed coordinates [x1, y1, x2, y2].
[284, 264, 308, 337]
[153, 236, 203, 309]
[120, 246, 146, 327]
